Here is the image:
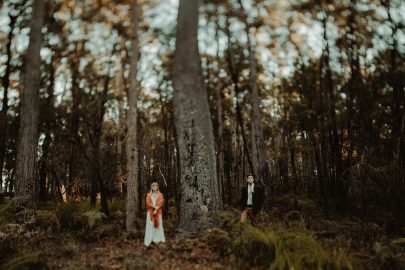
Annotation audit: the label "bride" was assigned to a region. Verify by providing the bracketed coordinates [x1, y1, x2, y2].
[144, 182, 166, 247]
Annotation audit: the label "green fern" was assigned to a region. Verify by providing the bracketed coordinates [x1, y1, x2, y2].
[82, 210, 107, 229]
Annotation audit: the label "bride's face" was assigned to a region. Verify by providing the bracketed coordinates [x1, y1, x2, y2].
[151, 183, 158, 192]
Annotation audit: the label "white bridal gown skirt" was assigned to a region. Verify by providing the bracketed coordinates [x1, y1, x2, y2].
[144, 211, 166, 246]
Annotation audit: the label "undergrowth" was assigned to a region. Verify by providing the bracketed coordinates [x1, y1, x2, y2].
[206, 210, 353, 270]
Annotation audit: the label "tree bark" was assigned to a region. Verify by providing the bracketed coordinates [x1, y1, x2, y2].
[68, 42, 83, 200]
[89, 75, 110, 215]
[125, 0, 140, 232]
[14, 0, 45, 206]
[380, 0, 404, 167]
[214, 21, 225, 204]
[287, 131, 298, 193]
[116, 49, 127, 196]
[246, 30, 272, 210]
[172, 0, 222, 235]
[0, 13, 19, 194]
[321, 15, 342, 199]
[224, 16, 254, 189]
[39, 58, 55, 201]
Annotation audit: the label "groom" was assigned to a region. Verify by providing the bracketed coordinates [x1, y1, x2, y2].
[240, 174, 263, 224]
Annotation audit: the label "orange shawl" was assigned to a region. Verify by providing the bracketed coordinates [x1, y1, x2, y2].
[146, 192, 164, 228]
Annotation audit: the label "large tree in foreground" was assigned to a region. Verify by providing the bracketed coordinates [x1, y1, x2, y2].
[126, 0, 141, 232]
[172, 0, 222, 235]
[14, 0, 45, 206]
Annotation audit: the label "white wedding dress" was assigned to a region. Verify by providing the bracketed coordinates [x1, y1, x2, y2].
[144, 193, 166, 246]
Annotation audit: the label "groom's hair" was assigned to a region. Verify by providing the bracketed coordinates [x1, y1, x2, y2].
[246, 173, 254, 179]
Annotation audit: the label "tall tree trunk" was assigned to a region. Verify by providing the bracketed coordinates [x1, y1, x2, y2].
[14, 0, 45, 206]
[172, 0, 221, 235]
[116, 50, 127, 196]
[216, 82, 225, 203]
[125, 0, 140, 232]
[172, 116, 182, 216]
[68, 42, 83, 200]
[91, 75, 110, 215]
[39, 58, 55, 201]
[0, 14, 18, 195]
[159, 90, 172, 214]
[310, 132, 329, 216]
[246, 30, 272, 210]
[214, 21, 225, 204]
[380, 0, 404, 167]
[225, 16, 254, 182]
[273, 130, 283, 193]
[322, 15, 342, 200]
[287, 131, 298, 193]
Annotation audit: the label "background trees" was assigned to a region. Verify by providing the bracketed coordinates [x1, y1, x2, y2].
[0, 0, 404, 228]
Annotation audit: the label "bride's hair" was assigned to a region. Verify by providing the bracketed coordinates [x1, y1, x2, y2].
[149, 182, 159, 193]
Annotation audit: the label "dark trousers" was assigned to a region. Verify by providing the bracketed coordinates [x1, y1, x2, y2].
[240, 206, 257, 224]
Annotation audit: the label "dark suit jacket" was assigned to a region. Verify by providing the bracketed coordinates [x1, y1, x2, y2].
[240, 184, 263, 214]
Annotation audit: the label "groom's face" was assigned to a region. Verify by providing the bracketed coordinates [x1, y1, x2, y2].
[246, 175, 254, 184]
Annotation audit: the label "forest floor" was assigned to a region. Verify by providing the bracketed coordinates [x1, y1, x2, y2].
[1, 195, 404, 270]
[44, 231, 226, 270]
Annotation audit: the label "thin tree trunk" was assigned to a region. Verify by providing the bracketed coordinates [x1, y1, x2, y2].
[0, 14, 18, 194]
[116, 49, 127, 196]
[216, 83, 225, 204]
[310, 132, 329, 217]
[14, 0, 45, 207]
[214, 21, 225, 204]
[246, 28, 272, 210]
[322, 16, 342, 200]
[379, 0, 404, 166]
[230, 90, 239, 205]
[172, 0, 221, 235]
[68, 42, 83, 200]
[159, 90, 172, 214]
[287, 131, 298, 193]
[274, 131, 283, 193]
[224, 19, 254, 180]
[91, 75, 110, 215]
[125, 0, 140, 232]
[39, 58, 55, 201]
[172, 116, 182, 216]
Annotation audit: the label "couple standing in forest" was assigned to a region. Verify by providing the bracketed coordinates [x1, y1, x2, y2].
[143, 174, 263, 247]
